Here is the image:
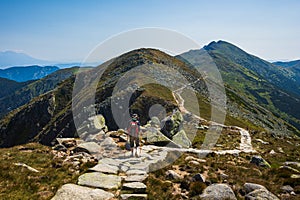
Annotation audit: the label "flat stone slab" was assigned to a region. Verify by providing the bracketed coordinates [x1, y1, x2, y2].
[120, 194, 147, 200]
[126, 169, 147, 176]
[51, 183, 114, 200]
[125, 174, 148, 182]
[89, 163, 119, 174]
[123, 182, 147, 193]
[78, 172, 122, 190]
[76, 142, 101, 154]
[129, 163, 150, 172]
[100, 158, 123, 166]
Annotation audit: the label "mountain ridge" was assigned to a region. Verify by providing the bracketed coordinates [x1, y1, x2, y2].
[0, 65, 59, 82]
[0, 43, 300, 148]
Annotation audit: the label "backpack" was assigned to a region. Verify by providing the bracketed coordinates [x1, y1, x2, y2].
[128, 120, 139, 137]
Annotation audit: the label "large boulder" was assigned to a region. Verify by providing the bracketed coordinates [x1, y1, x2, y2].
[172, 130, 191, 148]
[75, 142, 101, 154]
[93, 114, 108, 132]
[245, 188, 279, 200]
[51, 183, 114, 200]
[244, 183, 267, 194]
[160, 110, 183, 138]
[250, 156, 271, 168]
[146, 127, 178, 146]
[199, 183, 237, 200]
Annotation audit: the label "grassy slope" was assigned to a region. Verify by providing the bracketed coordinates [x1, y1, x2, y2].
[147, 132, 300, 199]
[0, 143, 93, 200]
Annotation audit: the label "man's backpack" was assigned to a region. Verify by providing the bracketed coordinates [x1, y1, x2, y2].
[128, 120, 139, 137]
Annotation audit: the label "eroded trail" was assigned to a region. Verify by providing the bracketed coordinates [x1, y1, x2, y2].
[172, 81, 254, 153]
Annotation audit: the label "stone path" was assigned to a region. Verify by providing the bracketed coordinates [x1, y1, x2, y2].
[52, 136, 174, 200]
[52, 81, 256, 199]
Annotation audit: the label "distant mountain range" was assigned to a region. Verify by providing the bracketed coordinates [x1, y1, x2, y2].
[0, 51, 50, 68]
[0, 50, 101, 69]
[0, 65, 59, 82]
[0, 41, 300, 147]
[273, 60, 300, 68]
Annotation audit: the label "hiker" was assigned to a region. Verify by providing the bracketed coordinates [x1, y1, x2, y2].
[127, 113, 141, 157]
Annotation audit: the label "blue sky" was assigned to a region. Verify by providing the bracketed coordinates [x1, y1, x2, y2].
[0, 0, 299, 62]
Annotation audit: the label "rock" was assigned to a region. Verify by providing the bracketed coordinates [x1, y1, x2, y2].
[93, 114, 108, 132]
[51, 183, 114, 200]
[200, 183, 237, 200]
[269, 149, 276, 155]
[281, 185, 294, 193]
[244, 183, 267, 194]
[250, 156, 271, 168]
[126, 169, 147, 176]
[185, 156, 206, 163]
[99, 137, 118, 148]
[160, 110, 183, 138]
[149, 116, 160, 127]
[284, 161, 300, 168]
[291, 174, 300, 179]
[172, 130, 191, 148]
[78, 172, 122, 190]
[53, 144, 67, 152]
[146, 127, 178, 147]
[277, 147, 284, 153]
[89, 163, 119, 174]
[219, 173, 229, 179]
[120, 194, 147, 200]
[125, 174, 148, 182]
[192, 173, 205, 182]
[13, 162, 39, 173]
[279, 166, 300, 173]
[56, 138, 79, 146]
[166, 170, 181, 180]
[123, 182, 147, 193]
[185, 156, 196, 162]
[189, 160, 200, 165]
[255, 139, 269, 145]
[75, 142, 101, 154]
[245, 189, 279, 200]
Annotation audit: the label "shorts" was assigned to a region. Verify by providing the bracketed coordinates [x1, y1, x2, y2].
[130, 136, 140, 148]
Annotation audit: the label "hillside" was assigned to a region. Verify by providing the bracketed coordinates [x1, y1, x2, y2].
[0, 67, 79, 118]
[0, 65, 59, 82]
[273, 60, 300, 68]
[0, 77, 32, 98]
[1, 46, 299, 148]
[179, 41, 300, 135]
[203, 41, 300, 96]
[274, 60, 300, 84]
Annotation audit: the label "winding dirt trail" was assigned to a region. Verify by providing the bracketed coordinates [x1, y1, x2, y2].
[172, 81, 255, 153]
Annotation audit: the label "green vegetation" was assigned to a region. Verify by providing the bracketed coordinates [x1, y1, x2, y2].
[0, 67, 79, 118]
[147, 133, 300, 199]
[0, 143, 93, 200]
